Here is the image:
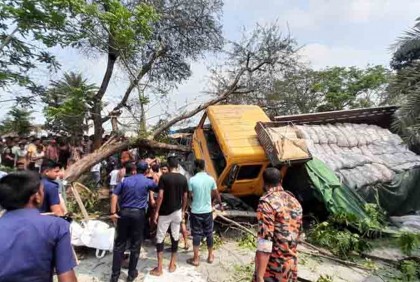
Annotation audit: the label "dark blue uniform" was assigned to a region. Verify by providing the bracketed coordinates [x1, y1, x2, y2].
[0, 208, 76, 282]
[39, 177, 60, 213]
[113, 174, 156, 209]
[111, 173, 157, 281]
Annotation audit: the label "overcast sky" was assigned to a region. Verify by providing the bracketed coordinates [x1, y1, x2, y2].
[2, 0, 420, 131]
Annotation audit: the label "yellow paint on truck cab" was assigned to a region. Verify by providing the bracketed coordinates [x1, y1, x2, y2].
[192, 105, 270, 197]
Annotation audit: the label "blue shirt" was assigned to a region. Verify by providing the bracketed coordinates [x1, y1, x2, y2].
[113, 174, 157, 209]
[0, 208, 76, 282]
[39, 177, 60, 213]
[188, 172, 217, 214]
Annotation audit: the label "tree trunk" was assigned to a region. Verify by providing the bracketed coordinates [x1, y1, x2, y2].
[139, 88, 147, 136]
[64, 137, 190, 182]
[92, 47, 118, 149]
[92, 102, 104, 149]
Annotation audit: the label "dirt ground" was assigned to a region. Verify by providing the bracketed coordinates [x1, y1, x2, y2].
[73, 236, 395, 282]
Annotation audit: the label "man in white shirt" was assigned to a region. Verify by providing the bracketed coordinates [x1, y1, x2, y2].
[90, 162, 102, 188]
[109, 165, 121, 194]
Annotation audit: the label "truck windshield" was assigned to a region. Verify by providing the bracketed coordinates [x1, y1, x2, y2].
[202, 117, 226, 176]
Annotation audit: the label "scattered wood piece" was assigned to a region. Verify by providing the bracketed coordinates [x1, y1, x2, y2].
[214, 210, 256, 237]
[91, 261, 105, 271]
[361, 253, 398, 265]
[73, 182, 93, 195]
[221, 210, 257, 218]
[70, 183, 90, 222]
[214, 210, 373, 272]
[300, 241, 334, 256]
[299, 249, 371, 271]
[297, 277, 312, 282]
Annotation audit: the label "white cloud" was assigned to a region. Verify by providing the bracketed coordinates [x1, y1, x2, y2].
[239, 0, 420, 31]
[299, 43, 387, 69]
[3, 0, 420, 127]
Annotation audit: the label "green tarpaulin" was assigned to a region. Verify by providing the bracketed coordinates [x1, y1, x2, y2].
[305, 158, 369, 219]
[305, 158, 420, 217]
[356, 168, 420, 216]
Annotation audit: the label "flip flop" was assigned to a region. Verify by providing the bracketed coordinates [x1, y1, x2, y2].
[186, 258, 200, 267]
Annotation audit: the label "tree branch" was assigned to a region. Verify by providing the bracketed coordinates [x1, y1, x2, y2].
[150, 68, 246, 139]
[102, 46, 167, 123]
[64, 137, 189, 182]
[0, 26, 19, 52]
[95, 48, 118, 101]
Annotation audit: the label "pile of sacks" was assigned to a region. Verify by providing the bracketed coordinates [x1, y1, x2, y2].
[296, 123, 420, 189]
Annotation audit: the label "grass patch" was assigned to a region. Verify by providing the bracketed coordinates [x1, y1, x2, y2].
[316, 275, 334, 282]
[233, 263, 254, 281]
[199, 233, 224, 250]
[237, 233, 256, 250]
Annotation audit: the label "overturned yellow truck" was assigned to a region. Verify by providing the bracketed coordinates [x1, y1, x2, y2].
[191, 105, 420, 218]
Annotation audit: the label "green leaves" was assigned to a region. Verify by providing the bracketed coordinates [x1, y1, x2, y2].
[257, 65, 390, 117]
[398, 260, 420, 281]
[67, 0, 158, 57]
[388, 61, 420, 146]
[397, 232, 420, 256]
[308, 206, 385, 259]
[42, 72, 97, 137]
[0, 0, 158, 93]
[0, 106, 33, 135]
[314, 65, 390, 112]
[237, 233, 257, 250]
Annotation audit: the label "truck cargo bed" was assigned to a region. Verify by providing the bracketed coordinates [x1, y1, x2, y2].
[255, 121, 312, 166]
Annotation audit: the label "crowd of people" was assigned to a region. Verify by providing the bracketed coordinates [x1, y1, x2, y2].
[108, 155, 224, 281]
[0, 134, 303, 282]
[0, 134, 139, 171]
[1, 135, 83, 171]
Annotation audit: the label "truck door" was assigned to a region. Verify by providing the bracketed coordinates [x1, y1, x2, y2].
[192, 113, 219, 181]
[222, 163, 265, 196]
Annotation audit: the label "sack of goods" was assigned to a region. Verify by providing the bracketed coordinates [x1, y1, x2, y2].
[297, 123, 420, 189]
[266, 126, 310, 162]
[70, 220, 115, 258]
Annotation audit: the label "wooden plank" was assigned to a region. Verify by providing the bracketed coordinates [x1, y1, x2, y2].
[73, 182, 93, 195]
[70, 184, 90, 222]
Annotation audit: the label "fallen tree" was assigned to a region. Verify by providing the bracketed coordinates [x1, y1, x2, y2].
[64, 23, 298, 182]
[65, 137, 190, 182]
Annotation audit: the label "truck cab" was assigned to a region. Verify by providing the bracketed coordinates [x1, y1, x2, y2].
[192, 105, 271, 196]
